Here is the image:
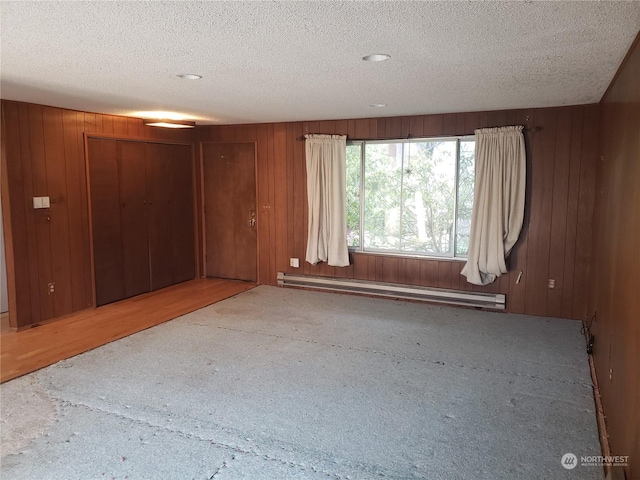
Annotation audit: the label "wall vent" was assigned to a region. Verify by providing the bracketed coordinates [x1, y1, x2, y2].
[277, 272, 505, 310]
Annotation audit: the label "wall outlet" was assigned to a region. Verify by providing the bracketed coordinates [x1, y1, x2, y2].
[290, 258, 300, 268]
[548, 279, 556, 289]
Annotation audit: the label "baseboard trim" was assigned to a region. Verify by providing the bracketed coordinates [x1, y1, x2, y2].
[586, 338, 613, 479]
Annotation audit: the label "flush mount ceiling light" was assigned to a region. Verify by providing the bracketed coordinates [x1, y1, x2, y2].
[369, 104, 388, 108]
[177, 73, 202, 80]
[362, 54, 390, 62]
[143, 119, 196, 129]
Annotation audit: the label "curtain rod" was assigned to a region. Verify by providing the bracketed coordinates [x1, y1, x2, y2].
[296, 126, 542, 141]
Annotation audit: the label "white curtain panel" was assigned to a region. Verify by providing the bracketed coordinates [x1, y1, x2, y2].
[305, 134, 350, 267]
[461, 126, 526, 285]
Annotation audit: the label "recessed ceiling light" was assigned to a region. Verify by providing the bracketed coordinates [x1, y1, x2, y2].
[177, 73, 202, 80]
[369, 104, 388, 108]
[362, 54, 390, 62]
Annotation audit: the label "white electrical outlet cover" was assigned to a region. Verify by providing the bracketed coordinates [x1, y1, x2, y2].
[33, 197, 43, 209]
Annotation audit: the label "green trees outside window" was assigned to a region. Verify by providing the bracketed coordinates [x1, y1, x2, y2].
[346, 137, 474, 258]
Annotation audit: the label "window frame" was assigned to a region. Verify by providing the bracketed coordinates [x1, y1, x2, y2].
[347, 135, 475, 260]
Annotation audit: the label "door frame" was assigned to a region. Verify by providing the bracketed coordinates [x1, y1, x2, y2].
[84, 134, 197, 308]
[199, 141, 259, 282]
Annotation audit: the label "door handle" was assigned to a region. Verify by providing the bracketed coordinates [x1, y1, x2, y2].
[248, 218, 256, 227]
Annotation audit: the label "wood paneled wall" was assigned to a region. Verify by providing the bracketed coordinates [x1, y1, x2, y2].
[1, 100, 194, 329]
[1, 100, 600, 327]
[590, 33, 640, 480]
[198, 104, 599, 319]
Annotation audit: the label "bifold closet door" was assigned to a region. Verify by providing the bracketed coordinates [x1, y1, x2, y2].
[89, 139, 150, 306]
[89, 138, 126, 306]
[90, 139, 195, 306]
[145, 143, 173, 291]
[118, 141, 150, 298]
[166, 144, 196, 284]
[145, 143, 195, 291]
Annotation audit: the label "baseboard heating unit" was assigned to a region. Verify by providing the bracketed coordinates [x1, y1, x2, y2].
[277, 272, 506, 310]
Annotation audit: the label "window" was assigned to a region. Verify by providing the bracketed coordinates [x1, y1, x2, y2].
[346, 137, 475, 258]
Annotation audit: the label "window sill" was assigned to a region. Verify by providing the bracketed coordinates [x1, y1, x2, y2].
[347, 249, 467, 263]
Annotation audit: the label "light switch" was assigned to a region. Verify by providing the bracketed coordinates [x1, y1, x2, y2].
[42, 196, 50, 208]
[33, 197, 43, 209]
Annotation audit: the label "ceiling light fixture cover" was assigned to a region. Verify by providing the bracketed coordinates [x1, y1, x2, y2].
[369, 104, 388, 108]
[177, 73, 203, 80]
[143, 119, 196, 129]
[362, 54, 390, 62]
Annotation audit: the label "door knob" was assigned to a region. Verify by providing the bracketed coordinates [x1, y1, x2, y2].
[249, 218, 256, 227]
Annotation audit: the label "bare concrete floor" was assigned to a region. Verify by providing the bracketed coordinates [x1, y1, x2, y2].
[1, 286, 603, 479]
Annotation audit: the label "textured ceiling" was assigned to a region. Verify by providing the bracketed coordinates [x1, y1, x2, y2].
[1, 1, 639, 125]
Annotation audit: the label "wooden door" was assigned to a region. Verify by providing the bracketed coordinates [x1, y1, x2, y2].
[202, 143, 257, 281]
[88, 138, 126, 306]
[167, 144, 196, 284]
[89, 139, 151, 306]
[145, 143, 174, 291]
[90, 139, 195, 305]
[118, 141, 150, 298]
[146, 143, 196, 290]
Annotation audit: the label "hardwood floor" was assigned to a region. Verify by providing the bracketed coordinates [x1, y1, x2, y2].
[0, 278, 256, 383]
